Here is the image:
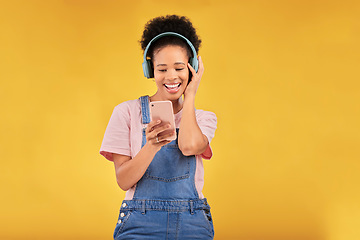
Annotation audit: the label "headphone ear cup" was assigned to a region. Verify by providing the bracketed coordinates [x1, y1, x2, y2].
[142, 60, 154, 78]
[189, 57, 199, 73]
[148, 60, 154, 78]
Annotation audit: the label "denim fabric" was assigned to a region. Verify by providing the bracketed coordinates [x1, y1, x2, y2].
[113, 199, 214, 239]
[113, 96, 214, 239]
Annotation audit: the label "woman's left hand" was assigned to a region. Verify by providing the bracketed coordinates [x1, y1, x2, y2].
[184, 55, 204, 98]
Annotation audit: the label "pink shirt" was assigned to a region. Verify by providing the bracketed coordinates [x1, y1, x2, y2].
[99, 97, 217, 200]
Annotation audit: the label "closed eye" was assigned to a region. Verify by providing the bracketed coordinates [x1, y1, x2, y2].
[176, 68, 184, 71]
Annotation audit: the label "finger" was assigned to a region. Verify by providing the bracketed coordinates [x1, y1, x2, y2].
[146, 120, 161, 133]
[187, 62, 196, 75]
[198, 55, 204, 72]
[155, 129, 176, 143]
[147, 124, 172, 140]
[150, 134, 161, 144]
[151, 124, 172, 137]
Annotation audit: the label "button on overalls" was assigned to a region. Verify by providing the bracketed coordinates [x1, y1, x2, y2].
[113, 96, 214, 240]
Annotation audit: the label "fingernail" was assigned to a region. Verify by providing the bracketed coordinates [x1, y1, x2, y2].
[157, 120, 161, 123]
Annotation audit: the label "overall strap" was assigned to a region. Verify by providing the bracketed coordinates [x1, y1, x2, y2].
[139, 95, 151, 124]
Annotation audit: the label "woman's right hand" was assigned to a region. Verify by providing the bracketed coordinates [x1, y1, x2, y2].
[145, 120, 175, 152]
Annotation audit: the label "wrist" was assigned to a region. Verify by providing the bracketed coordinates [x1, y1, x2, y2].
[182, 94, 196, 113]
[143, 142, 160, 155]
[183, 92, 196, 103]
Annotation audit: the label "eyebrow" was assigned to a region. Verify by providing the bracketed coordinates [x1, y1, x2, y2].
[156, 62, 186, 67]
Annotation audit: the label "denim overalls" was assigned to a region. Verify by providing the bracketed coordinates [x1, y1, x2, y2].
[113, 96, 214, 240]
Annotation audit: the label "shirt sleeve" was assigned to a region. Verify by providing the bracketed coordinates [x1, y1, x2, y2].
[99, 103, 131, 161]
[196, 110, 217, 160]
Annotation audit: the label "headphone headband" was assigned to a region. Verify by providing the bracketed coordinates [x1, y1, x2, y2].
[142, 31, 199, 78]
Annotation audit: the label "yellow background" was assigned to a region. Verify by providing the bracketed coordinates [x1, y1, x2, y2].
[1, 0, 359, 239]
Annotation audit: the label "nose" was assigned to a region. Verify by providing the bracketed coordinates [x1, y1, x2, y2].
[165, 69, 177, 81]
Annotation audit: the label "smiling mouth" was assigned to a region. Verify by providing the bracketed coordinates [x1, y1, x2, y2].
[164, 83, 181, 89]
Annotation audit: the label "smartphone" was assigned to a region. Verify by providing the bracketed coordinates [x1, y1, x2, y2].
[149, 101, 177, 141]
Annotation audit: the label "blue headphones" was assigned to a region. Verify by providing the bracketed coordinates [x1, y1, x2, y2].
[142, 31, 199, 78]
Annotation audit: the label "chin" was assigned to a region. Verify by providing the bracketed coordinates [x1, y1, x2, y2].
[166, 91, 183, 101]
[167, 94, 181, 101]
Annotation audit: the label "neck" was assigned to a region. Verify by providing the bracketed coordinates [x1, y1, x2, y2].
[171, 97, 183, 114]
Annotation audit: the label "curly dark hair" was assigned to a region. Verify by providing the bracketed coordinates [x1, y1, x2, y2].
[139, 15, 202, 61]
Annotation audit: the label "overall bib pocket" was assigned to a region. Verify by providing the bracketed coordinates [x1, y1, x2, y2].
[144, 142, 191, 182]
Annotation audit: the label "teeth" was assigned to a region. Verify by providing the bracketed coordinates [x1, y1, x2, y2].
[165, 83, 180, 88]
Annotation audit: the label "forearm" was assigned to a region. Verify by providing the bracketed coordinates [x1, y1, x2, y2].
[178, 94, 208, 155]
[115, 143, 157, 191]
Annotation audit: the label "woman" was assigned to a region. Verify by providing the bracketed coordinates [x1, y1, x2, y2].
[100, 15, 217, 239]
